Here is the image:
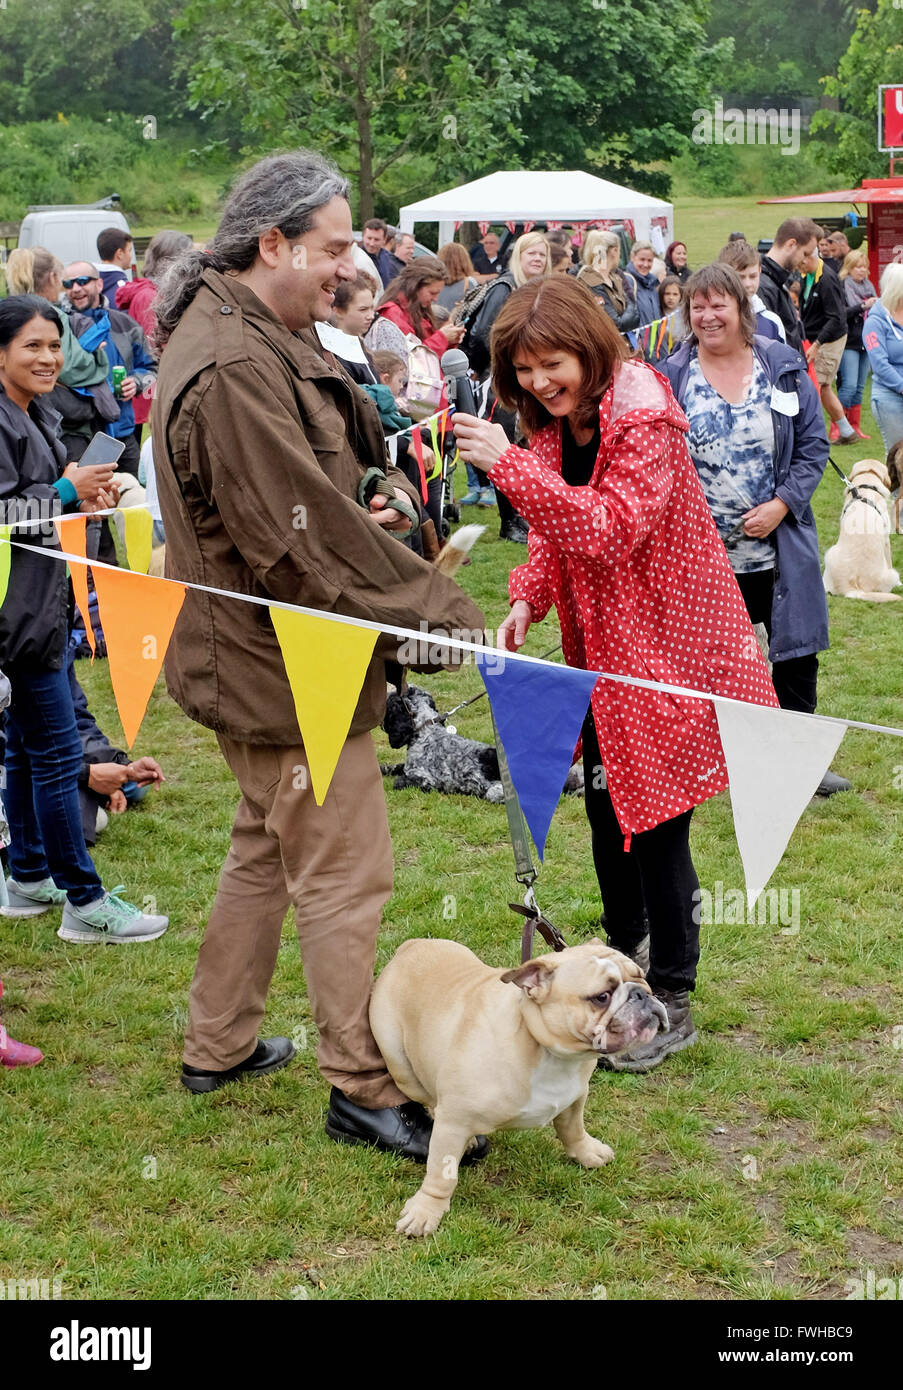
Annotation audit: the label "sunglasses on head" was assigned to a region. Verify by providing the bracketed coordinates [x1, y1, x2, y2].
[62, 275, 95, 288]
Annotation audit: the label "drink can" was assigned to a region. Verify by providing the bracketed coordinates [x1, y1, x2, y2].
[112, 366, 127, 397]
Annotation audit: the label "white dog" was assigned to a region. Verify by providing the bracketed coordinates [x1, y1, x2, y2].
[822, 460, 901, 603]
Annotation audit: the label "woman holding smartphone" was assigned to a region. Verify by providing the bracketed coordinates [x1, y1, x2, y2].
[0, 295, 168, 943]
[452, 276, 777, 1071]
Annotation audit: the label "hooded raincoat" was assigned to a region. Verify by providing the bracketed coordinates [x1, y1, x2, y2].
[488, 359, 778, 840]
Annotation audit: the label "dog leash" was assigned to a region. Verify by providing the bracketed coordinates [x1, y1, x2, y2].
[490, 709, 568, 964]
[827, 454, 887, 521]
[438, 645, 562, 731]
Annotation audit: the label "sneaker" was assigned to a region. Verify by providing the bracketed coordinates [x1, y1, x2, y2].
[597, 988, 697, 1072]
[478, 487, 497, 507]
[58, 887, 168, 944]
[1, 877, 68, 918]
[460, 489, 482, 506]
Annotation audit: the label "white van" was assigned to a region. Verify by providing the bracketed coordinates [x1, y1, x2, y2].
[17, 206, 132, 271]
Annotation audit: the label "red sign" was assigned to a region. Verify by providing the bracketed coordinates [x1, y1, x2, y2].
[879, 85, 903, 151]
[870, 202, 903, 284]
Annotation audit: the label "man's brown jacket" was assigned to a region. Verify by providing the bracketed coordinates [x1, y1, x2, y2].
[152, 269, 484, 744]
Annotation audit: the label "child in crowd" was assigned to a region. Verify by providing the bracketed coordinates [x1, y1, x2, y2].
[370, 350, 440, 554]
[718, 240, 786, 341]
[647, 274, 685, 363]
[787, 279, 802, 316]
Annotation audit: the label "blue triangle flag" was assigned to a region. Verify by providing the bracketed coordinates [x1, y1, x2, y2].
[476, 652, 599, 859]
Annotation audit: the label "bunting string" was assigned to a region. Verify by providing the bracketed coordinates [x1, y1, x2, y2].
[5, 534, 902, 741]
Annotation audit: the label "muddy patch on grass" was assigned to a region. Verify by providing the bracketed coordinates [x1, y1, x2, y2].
[845, 1227, 903, 1267]
[88, 1067, 117, 1088]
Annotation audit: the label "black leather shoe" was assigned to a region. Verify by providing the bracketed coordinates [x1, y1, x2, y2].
[181, 1036, 296, 1093]
[815, 770, 852, 797]
[499, 518, 529, 544]
[325, 1087, 489, 1165]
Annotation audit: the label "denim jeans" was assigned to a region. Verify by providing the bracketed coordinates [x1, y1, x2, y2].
[869, 383, 903, 454]
[837, 348, 870, 409]
[4, 664, 104, 906]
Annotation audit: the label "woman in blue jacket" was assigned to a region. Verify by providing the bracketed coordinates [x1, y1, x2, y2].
[662, 264, 848, 796]
[864, 262, 903, 454]
[0, 295, 169, 939]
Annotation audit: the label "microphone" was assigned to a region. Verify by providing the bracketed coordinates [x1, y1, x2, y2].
[441, 348, 479, 417]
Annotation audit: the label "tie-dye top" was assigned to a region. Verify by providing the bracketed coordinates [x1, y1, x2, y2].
[683, 351, 777, 574]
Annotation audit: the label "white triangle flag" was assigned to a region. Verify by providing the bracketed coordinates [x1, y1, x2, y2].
[715, 701, 846, 908]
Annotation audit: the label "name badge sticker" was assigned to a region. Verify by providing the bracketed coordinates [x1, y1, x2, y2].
[771, 386, 799, 417]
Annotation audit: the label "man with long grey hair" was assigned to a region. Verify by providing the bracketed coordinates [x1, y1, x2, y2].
[152, 150, 486, 1162]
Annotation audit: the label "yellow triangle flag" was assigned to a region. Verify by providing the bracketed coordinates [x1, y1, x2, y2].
[119, 506, 154, 575]
[0, 525, 10, 609]
[92, 567, 186, 746]
[55, 515, 95, 657]
[270, 607, 378, 804]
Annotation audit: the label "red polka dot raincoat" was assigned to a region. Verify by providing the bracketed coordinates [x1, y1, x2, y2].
[489, 360, 779, 840]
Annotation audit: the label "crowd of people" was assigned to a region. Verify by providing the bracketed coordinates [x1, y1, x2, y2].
[0, 153, 896, 1151]
[0, 226, 191, 1064]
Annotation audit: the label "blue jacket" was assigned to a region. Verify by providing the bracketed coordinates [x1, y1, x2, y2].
[661, 336, 829, 663]
[864, 300, 903, 395]
[73, 304, 157, 438]
[626, 261, 661, 330]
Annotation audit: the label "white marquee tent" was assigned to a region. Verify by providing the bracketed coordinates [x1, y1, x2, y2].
[399, 170, 673, 252]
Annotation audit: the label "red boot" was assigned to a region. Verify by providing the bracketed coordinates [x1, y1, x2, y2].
[0, 980, 43, 1067]
[847, 405, 871, 440]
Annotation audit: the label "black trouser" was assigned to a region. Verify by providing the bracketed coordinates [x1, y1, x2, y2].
[582, 715, 700, 995]
[114, 431, 141, 479]
[470, 466, 519, 529]
[733, 569, 818, 714]
[474, 390, 523, 533]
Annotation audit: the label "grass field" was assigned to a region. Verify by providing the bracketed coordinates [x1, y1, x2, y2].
[2, 279, 903, 1301]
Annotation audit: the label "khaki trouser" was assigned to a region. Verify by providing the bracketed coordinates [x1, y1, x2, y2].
[183, 731, 407, 1109]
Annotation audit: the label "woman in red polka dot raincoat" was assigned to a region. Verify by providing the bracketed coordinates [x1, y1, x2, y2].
[452, 276, 778, 1071]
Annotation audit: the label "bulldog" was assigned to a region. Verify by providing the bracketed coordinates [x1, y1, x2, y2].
[369, 937, 669, 1237]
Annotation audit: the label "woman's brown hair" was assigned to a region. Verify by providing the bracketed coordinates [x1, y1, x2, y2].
[681, 263, 757, 347]
[378, 257, 447, 339]
[437, 242, 474, 282]
[490, 277, 627, 437]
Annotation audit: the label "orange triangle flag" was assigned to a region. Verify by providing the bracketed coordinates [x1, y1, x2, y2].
[92, 567, 186, 746]
[55, 515, 95, 657]
[270, 607, 378, 804]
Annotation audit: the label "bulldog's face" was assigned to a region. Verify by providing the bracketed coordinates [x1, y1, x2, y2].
[851, 459, 892, 496]
[501, 940, 668, 1056]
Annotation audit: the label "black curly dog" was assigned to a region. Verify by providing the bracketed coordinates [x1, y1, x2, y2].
[382, 686, 584, 802]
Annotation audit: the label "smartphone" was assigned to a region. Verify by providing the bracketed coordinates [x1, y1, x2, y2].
[78, 433, 126, 469]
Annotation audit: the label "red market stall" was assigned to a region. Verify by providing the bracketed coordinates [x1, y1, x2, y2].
[761, 180, 903, 287]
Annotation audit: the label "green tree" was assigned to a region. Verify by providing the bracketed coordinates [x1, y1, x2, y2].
[706, 0, 866, 99]
[504, 0, 728, 197]
[0, 0, 188, 128]
[812, 0, 903, 180]
[175, 0, 535, 221]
